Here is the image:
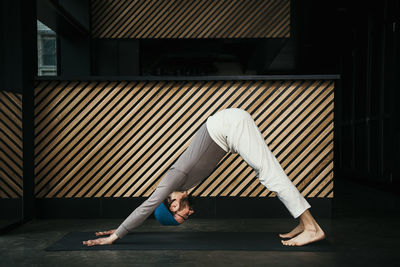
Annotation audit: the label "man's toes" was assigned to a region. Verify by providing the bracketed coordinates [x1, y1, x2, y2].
[282, 236, 300, 246]
[281, 240, 291, 246]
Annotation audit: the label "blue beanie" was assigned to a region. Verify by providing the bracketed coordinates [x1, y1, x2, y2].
[154, 203, 180, 226]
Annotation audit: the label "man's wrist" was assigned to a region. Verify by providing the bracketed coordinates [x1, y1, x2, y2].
[109, 233, 119, 242]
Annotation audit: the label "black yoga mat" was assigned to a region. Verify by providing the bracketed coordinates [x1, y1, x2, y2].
[45, 232, 333, 251]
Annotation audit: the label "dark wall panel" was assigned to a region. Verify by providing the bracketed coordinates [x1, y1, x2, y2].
[336, 0, 399, 190]
[118, 40, 139, 76]
[354, 124, 368, 171]
[340, 125, 353, 170]
[60, 36, 91, 76]
[93, 40, 118, 75]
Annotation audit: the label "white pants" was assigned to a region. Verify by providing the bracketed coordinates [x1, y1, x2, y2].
[229, 110, 311, 218]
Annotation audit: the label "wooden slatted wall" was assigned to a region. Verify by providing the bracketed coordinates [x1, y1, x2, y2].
[0, 91, 23, 199]
[34, 80, 334, 199]
[91, 0, 290, 39]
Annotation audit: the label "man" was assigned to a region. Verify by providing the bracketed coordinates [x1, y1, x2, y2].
[83, 108, 325, 247]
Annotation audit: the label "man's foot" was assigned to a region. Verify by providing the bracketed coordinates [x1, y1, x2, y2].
[279, 222, 304, 239]
[281, 226, 325, 246]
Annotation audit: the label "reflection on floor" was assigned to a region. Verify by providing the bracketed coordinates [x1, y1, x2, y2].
[1, 177, 400, 267]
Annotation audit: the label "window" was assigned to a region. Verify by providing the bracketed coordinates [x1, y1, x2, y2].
[41, 37, 56, 66]
[37, 20, 57, 76]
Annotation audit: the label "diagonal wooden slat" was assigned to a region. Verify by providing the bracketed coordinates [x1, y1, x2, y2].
[120, 81, 241, 197]
[305, 162, 334, 197]
[78, 81, 181, 197]
[34, 82, 115, 184]
[64, 80, 200, 198]
[34, 80, 334, 199]
[201, 83, 281, 197]
[91, 0, 291, 39]
[210, 83, 306, 197]
[65, 82, 163, 198]
[257, 0, 290, 38]
[317, 177, 334, 198]
[135, 1, 175, 38]
[0, 91, 23, 199]
[50, 83, 145, 198]
[35, 82, 145, 197]
[185, 1, 226, 38]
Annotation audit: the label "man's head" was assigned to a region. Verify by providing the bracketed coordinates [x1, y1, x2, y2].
[154, 191, 195, 225]
[164, 191, 195, 224]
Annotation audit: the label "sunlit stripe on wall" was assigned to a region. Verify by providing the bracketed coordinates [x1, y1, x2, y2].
[91, 0, 290, 39]
[0, 91, 23, 199]
[34, 80, 334, 199]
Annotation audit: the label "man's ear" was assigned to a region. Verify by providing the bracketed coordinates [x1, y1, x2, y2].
[169, 200, 179, 212]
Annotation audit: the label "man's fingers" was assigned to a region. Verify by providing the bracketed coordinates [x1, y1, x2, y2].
[83, 239, 99, 246]
[83, 237, 110, 247]
[95, 231, 108, 236]
[95, 230, 114, 236]
[83, 240, 93, 246]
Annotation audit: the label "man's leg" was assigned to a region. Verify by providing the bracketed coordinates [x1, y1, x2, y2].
[231, 111, 325, 246]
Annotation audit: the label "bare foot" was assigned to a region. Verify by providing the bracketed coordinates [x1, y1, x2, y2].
[279, 221, 304, 239]
[281, 226, 325, 246]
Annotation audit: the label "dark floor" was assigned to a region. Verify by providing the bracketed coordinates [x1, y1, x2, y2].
[1, 177, 400, 267]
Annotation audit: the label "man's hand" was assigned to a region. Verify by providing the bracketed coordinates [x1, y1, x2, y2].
[95, 229, 116, 236]
[83, 232, 119, 247]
